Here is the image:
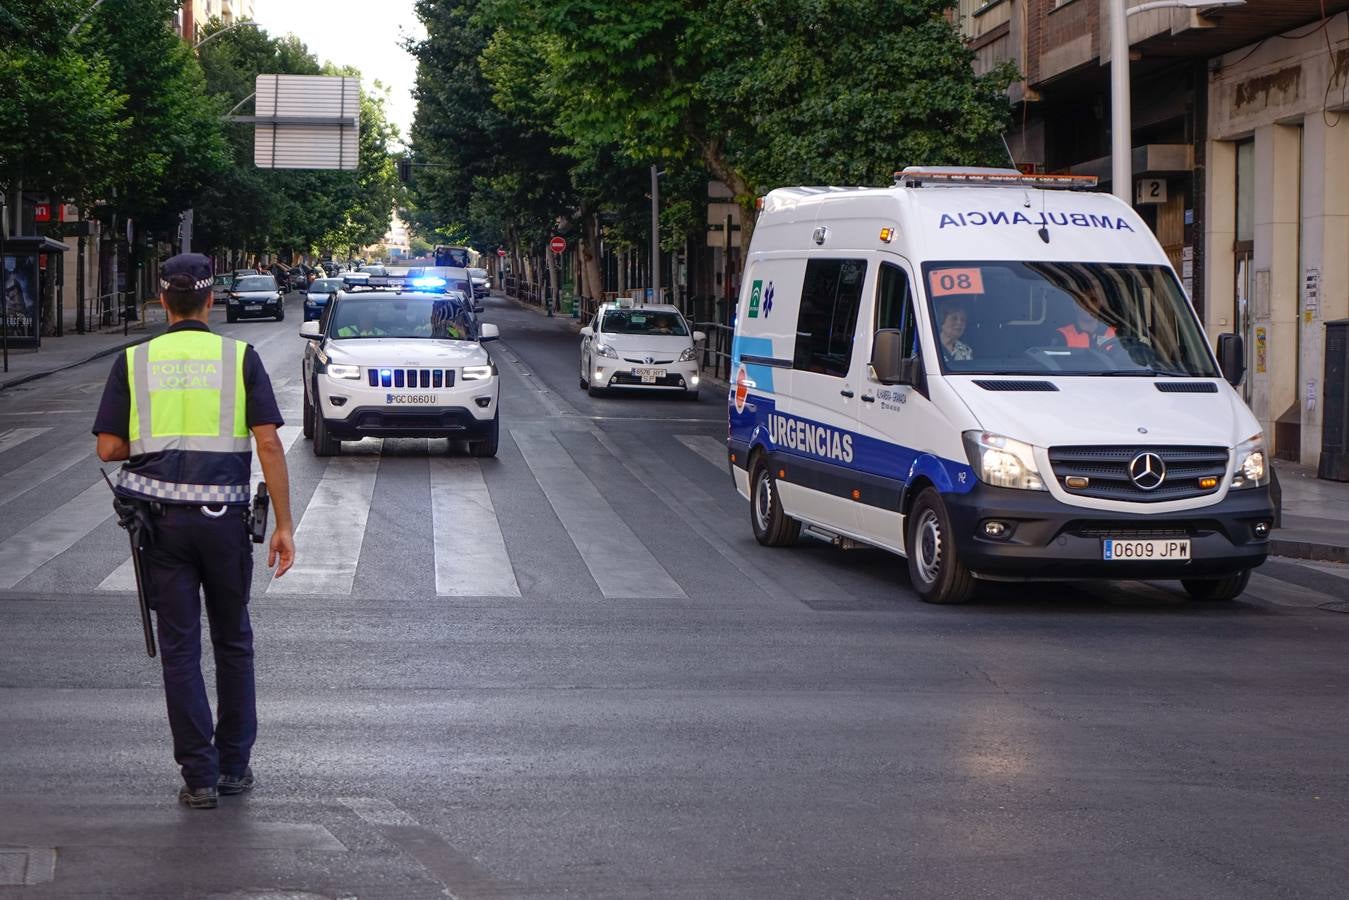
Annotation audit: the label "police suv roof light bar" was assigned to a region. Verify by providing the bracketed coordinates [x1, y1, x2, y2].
[894, 166, 1099, 191]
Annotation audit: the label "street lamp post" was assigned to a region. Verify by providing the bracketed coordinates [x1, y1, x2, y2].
[1109, 0, 1245, 202]
[650, 165, 661, 304]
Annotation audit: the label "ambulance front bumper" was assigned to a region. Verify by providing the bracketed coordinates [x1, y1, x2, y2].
[944, 484, 1274, 579]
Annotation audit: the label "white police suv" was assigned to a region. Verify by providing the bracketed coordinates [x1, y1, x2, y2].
[579, 300, 705, 399]
[300, 279, 501, 457]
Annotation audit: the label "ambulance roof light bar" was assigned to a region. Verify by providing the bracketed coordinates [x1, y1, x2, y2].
[895, 166, 1099, 191]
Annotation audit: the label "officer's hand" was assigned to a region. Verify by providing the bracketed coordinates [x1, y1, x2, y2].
[269, 527, 295, 578]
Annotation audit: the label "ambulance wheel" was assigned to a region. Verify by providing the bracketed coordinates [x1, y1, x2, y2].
[312, 406, 340, 457]
[1181, 569, 1250, 602]
[750, 459, 800, 547]
[907, 488, 975, 604]
[469, 413, 499, 458]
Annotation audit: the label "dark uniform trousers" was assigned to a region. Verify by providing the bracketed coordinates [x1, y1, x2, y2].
[143, 503, 256, 789]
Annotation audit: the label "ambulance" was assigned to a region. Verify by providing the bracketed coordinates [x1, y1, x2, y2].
[727, 167, 1274, 604]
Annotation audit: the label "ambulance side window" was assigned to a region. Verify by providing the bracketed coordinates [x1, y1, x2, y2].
[793, 259, 867, 378]
[876, 263, 919, 358]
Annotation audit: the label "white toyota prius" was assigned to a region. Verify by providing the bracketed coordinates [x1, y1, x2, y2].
[579, 301, 705, 399]
[300, 287, 501, 457]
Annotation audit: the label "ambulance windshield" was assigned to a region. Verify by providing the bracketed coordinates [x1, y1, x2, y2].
[920, 261, 1220, 377]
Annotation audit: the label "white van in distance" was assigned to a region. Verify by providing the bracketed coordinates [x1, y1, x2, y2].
[727, 167, 1274, 604]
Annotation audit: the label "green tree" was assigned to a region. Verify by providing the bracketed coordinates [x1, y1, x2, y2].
[0, 0, 128, 210]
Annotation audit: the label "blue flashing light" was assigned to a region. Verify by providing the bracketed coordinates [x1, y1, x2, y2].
[410, 276, 447, 290]
[380, 368, 392, 388]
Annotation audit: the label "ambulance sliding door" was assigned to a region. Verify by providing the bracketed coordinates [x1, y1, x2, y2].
[854, 260, 927, 552]
[781, 257, 869, 535]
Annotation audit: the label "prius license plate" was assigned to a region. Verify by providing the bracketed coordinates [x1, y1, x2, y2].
[1102, 538, 1191, 561]
[632, 366, 665, 383]
[385, 393, 438, 405]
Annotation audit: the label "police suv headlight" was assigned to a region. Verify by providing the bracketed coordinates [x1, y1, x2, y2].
[678, 346, 697, 362]
[963, 431, 1047, 491]
[461, 364, 495, 381]
[1231, 433, 1268, 489]
[594, 342, 619, 359]
[327, 364, 362, 380]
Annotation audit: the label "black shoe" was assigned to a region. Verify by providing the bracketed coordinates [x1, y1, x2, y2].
[217, 767, 255, 796]
[178, 786, 218, 809]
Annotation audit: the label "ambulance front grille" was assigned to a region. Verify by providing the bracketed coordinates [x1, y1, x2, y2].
[1047, 445, 1228, 503]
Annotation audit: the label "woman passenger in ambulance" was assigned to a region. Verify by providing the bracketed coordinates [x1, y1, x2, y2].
[937, 299, 974, 363]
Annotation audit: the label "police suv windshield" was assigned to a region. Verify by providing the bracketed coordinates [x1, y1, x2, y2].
[920, 261, 1219, 377]
[329, 296, 474, 340]
[600, 309, 689, 337]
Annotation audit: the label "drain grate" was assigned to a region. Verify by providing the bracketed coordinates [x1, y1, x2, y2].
[0, 848, 56, 886]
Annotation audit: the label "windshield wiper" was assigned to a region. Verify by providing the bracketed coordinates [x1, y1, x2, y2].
[1084, 369, 1161, 377]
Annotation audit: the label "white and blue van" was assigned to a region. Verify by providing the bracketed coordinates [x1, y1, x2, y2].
[727, 167, 1274, 604]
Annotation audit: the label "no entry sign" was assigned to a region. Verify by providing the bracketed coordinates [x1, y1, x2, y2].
[549, 236, 566, 254]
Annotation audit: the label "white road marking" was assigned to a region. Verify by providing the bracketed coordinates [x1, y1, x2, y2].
[511, 428, 685, 599]
[676, 434, 727, 470]
[339, 797, 419, 827]
[0, 441, 92, 508]
[98, 426, 305, 592]
[0, 482, 115, 589]
[268, 452, 381, 595]
[0, 427, 49, 455]
[1248, 572, 1347, 609]
[429, 458, 520, 597]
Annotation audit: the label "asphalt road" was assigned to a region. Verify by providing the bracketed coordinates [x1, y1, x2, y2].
[0, 291, 1346, 899]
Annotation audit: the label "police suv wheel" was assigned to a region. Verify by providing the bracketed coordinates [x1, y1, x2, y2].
[469, 413, 500, 458]
[312, 402, 339, 457]
[750, 459, 800, 547]
[302, 393, 314, 439]
[906, 488, 975, 604]
[1181, 569, 1250, 602]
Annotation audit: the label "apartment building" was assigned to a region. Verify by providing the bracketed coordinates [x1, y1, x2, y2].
[177, 0, 257, 42]
[960, 0, 1349, 468]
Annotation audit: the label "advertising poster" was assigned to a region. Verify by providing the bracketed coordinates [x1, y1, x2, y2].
[2, 253, 41, 344]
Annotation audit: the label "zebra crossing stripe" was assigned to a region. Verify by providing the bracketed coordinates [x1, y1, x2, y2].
[429, 458, 520, 597]
[0, 482, 115, 590]
[0, 427, 49, 455]
[98, 426, 305, 592]
[268, 452, 381, 595]
[0, 441, 92, 508]
[676, 435, 728, 470]
[511, 428, 685, 599]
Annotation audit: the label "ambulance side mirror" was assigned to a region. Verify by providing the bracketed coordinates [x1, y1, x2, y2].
[870, 329, 922, 386]
[1217, 333, 1245, 386]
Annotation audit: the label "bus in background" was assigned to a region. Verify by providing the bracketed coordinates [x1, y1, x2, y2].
[434, 245, 473, 268]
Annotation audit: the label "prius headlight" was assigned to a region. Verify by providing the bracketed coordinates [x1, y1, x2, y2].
[678, 346, 698, 362]
[461, 364, 495, 381]
[963, 431, 1046, 491]
[1231, 433, 1268, 489]
[594, 342, 619, 359]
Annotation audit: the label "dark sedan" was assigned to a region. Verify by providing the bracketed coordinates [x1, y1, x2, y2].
[226, 275, 285, 323]
[304, 277, 345, 321]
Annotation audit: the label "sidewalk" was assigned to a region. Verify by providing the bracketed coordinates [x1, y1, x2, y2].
[1271, 460, 1349, 563]
[0, 318, 166, 391]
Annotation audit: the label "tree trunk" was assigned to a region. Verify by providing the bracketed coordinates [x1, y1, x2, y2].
[579, 212, 603, 306]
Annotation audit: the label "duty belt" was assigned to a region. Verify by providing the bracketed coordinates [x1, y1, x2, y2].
[117, 470, 250, 505]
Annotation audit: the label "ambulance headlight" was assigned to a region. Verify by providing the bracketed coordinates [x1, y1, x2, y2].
[963, 431, 1046, 491]
[1231, 433, 1269, 489]
[594, 342, 619, 359]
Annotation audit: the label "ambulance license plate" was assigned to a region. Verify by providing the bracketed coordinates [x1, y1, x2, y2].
[632, 366, 664, 383]
[1102, 538, 1190, 561]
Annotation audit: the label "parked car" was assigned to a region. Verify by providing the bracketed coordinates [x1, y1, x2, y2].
[226, 274, 285, 323]
[304, 277, 344, 321]
[211, 274, 234, 302]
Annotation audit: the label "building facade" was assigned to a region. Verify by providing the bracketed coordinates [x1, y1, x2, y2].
[960, 0, 1349, 468]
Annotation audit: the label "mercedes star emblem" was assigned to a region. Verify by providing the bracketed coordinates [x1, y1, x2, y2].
[1128, 452, 1166, 491]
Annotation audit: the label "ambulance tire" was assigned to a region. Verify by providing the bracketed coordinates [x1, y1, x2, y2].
[750, 459, 800, 547]
[907, 488, 975, 605]
[1181, 569, 1250, 602]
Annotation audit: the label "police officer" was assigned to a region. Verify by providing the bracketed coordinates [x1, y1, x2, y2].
[92, 253, 296, 810]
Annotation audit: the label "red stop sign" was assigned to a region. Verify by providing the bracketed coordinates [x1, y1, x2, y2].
[549, 236, 566, 254]
[497, 248, 507, 257]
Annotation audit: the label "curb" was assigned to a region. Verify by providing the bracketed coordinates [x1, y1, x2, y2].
[1269, 538, 1349, 564]
[0, 331, 156, 392]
